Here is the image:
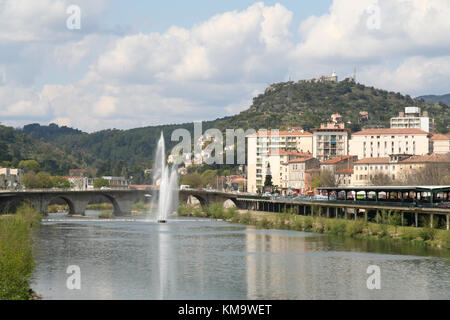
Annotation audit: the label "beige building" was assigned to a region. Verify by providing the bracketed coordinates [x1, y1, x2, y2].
[390, 107, 435, 133]
[397, 153, 450, 181]
[246, 129, 313, 193]
[430, 134, 450, 154]
[349, 128, 431, 160]
[286, 157, 320, 194]
[351, 153, 449, 186]
[312, 114, 350, 161]
[351, 157, 399, 186]
[0, 167, 23, 190]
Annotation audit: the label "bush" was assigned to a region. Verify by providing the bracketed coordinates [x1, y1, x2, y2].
[440, 231, 450, 249]
[258, 218, 273, 229]
[239, 212, 253, 225]
[0, 204, 41, 300]
[346, 220, 366, 237]
[327, 219, 347, 236]
[99, 211, 115, 219]
[400, 228, 420, 241]
[303, 216, 313, 232]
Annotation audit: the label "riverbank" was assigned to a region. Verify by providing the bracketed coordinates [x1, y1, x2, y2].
[0, 205, 42, 300]
[178, 204, 450, 250]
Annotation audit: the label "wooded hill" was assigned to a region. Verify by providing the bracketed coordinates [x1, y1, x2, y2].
[2, 80, 448, 182]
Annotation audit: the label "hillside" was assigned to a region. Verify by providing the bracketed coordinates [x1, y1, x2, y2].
[11, 80, 450, 181]
[0, 125, 81, 175]
[214, 80, 449, 133]
[418, 94, 450, 107]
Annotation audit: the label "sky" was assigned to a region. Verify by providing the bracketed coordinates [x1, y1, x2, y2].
[1, 0, 450, 132]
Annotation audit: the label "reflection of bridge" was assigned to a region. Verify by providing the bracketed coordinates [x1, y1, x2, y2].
[0, 189, 148, 216]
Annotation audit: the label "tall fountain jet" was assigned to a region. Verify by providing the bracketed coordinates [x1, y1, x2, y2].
[151, 133, 178, 223]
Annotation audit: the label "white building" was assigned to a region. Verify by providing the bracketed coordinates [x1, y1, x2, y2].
[349, 128, 431, 160]
[246, 129, 313, 193]
[430, 134, 450, 154]
[390, 107, 435, 133]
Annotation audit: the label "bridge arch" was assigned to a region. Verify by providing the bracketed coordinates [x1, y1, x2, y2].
[46, 195, 77, 215]
[0, 196, 39, 214]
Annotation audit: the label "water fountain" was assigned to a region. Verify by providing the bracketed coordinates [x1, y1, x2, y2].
[151, 133, 179, 223]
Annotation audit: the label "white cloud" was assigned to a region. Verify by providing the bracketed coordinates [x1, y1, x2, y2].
[1, 0, 450, 132]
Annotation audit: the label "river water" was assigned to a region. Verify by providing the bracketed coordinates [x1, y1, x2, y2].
[31, 211, 450, 300]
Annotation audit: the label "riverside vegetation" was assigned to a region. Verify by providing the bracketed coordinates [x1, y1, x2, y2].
[178, 204, 450, 250]
[0, 204, 42, 300]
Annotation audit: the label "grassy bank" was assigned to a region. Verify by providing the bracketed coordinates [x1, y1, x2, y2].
[178, 204, 450, 250]
[0, 204, 42, 300]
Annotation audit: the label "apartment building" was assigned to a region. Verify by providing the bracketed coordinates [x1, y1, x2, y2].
[397, 153, 450, 181]
[351, 153, 449, 186]
[286, 157, 320, 194]
[312, 114, 350, 161]
[430, 134, 450, 154]
[246, 129, 313, 193]
[349, 128, 430, 159]
[351, 157, 399, 186]
[390, 107, 435, 133]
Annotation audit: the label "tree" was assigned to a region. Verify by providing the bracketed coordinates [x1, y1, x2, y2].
[370, 172, 394, 186]
[94, 178, 110, 189]
[264, 164, 273, 191]
[405, 163, 450, 185]
[180, 173, 203, 188]
[18, 160, 40, 173]
[52, 176, 72, 189]
[22, 171, 53, 189]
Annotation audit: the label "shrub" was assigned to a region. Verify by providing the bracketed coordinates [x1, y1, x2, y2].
[239, 212, 253, 225]
[99, 211, 115, 219]
[327, 220, 347, 236]
[440, 231, 450, 249]
[346, 220, 366, 237]
[0, 204, 41, 300]
[400, 228, 419, 241]
[303, 216, 313, 232]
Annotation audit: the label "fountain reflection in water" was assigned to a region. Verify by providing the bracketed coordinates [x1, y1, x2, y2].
[150, 133, 179, 223]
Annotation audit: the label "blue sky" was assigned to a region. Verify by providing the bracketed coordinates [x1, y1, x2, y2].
[1, 0, 450, 132]
[104, 0, 333, 33]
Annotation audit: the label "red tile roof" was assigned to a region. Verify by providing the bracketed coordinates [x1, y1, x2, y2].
[431, 134, 450, 141]
[289, 157, 315, 163]
[267, 150, 312, 156]
[320, 155, 357, 164]
[337, 169, 354, 174]
[248, 130, 312, 137]
[354, 157, 390, 164]
[399, 153, 450, 163]
[352, 128, 429, 136]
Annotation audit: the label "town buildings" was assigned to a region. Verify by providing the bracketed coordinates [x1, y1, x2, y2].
[286, 157, 320, 194]
[246, 129, 313, 193]
[0, 167, 23, 190]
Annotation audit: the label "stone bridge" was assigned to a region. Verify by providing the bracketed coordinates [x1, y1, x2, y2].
[0, 189, 148, 216]
[179, 189, 244, 207]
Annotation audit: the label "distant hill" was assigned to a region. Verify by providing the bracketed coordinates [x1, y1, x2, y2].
[0, 125, 81, 175]
[417, 94, 450, 107]
[22, 123, 84, 141]
[214, 80, 449, 134]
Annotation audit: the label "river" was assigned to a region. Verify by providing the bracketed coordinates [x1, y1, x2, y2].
[31, 211, 450, 300]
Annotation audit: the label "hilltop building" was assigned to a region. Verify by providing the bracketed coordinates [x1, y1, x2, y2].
[307, 71, 338, 83]
[390, 107, 435, 133]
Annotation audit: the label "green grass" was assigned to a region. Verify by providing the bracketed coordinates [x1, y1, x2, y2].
[86, 203, 113, 210]
[0, 204, 42, 300]
[98, 211, 115, 219]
